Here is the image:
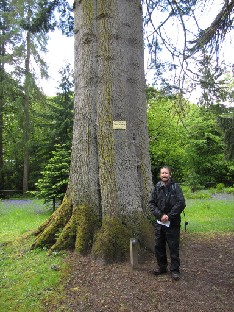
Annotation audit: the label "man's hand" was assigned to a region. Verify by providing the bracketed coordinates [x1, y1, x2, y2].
[161, 214, 169, 223]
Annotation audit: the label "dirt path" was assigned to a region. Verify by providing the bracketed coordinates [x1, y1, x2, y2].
[47, 233, 234, 312]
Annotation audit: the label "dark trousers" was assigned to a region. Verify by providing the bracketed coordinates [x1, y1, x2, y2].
[155, 224, 180, 272]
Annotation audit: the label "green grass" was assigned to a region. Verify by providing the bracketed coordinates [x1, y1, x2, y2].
[0, 199, 51, 243]
[181, 193, 234, 233]
[0, 199, 67, 312]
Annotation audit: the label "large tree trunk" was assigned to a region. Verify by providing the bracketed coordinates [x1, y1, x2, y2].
[33, 0, 153, 261]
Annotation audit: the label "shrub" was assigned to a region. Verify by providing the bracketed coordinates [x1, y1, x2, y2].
[216, 183, 225, 192]
[225, 186, 234, 195]
[34, 144, 71, 209]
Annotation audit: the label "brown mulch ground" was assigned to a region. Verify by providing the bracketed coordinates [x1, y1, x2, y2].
[47, 233, 234, 312]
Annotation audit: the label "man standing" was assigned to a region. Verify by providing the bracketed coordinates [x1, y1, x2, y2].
[149, 166, 186, 280]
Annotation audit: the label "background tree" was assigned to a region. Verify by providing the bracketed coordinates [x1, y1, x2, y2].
[1, 0, 73, 193]
[0, 0, 21, 190]
[2, 75, 24, 191]
[49, 64, 74, 148]
[147, 87, 234, 188]
[218, 109, 234, 160]
[17, 0, 50, 193]
[35, 144, 71, 210]
[217, 73, 234, 160]
[147, 89, 187, 183]
[183, 105, 230, 188]
[32, 64, 74, 205]
[1, 0, 49, 193]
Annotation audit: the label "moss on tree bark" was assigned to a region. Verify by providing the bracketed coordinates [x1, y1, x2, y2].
[32, 0, 153, 262]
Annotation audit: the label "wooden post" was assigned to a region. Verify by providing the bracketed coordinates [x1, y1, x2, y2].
[130, 238, 138, 269]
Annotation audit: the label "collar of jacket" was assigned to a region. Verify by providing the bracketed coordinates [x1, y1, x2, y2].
[158, 180, 173, 187]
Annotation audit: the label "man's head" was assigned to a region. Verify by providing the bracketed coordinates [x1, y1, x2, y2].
[160, 166, 172, 184]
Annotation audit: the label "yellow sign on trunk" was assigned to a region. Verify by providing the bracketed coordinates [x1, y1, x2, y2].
[113, 121, 126, 129]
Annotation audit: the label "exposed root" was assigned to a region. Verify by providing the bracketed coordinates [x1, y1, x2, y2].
[31, 195, 73, 249]
[50, 209, 78, 251]
[32, 195, 153, 263]
[32, 197, 99, 253]
[75, 204, 99, 253]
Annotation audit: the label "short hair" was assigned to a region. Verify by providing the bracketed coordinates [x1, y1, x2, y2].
[160, 166, 172, 175]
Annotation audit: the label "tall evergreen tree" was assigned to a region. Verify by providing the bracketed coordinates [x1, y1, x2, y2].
[31, 64, 74, 198]
[0, 0, 20, 189]
[51, 64, 74, 148]
[15, 0, 49, 192]
[1, 0, 74, 192]
[33, 1, 152, 261]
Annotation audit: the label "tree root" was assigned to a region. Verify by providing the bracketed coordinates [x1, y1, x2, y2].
[32, 196, 99, 253]
[31, 195, 153, 262]
[31, 195, 73, 249]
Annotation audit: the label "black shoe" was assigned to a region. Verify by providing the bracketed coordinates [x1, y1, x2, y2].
[171, 271, 180, 280]
[154, 268, 167, 275]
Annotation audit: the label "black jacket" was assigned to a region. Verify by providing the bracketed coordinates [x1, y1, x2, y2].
[149, 180, 186, 227]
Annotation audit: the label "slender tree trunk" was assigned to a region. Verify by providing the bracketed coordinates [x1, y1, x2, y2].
[0, 19, 5, 190]
[0, 59, 4, 191]
[22, 29, 31, 194]
[33, 0, 152, 261]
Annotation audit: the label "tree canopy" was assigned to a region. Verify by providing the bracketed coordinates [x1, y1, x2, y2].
[144, 0, 234, 101]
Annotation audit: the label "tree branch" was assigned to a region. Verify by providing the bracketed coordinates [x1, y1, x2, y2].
[187, 0, 234, 57]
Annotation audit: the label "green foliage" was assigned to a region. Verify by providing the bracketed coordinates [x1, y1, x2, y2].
[30, 64, 74, 190]
[224, 186, 234, 195]
[183, 190, 211, 200]
[0, 0, 51, 192]
[183, 106, 230, 187]
[1, 2, 74, 191]
[0, 63, 74, 192]
[1, 74, 25, 190]
[197, 54, 231, 107]
[28, 0, 74, 35]
[35, 144, 71, 206]
[147, 90, 187, 183]
[50, 63, 74, 146]
[147, 87, 234, 187]
[216, 183, 225, 192]
[218, 109, 234, 160]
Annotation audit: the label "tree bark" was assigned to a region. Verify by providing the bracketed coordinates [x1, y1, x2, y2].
[33, 0, 153, 261]
[22, 29, 31, 194]
[0, 8, 6, 190]
[0, 58, 4, 191]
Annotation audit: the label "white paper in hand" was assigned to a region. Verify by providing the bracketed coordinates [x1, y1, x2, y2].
[157, 220, 170, 227]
